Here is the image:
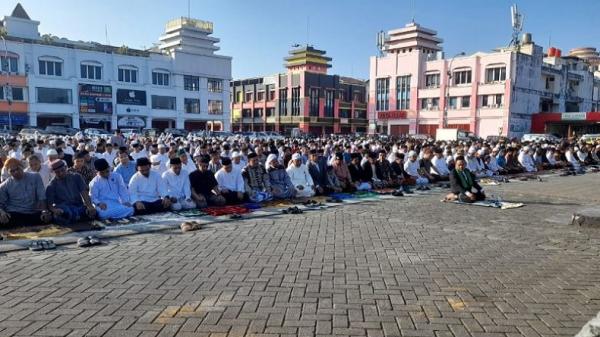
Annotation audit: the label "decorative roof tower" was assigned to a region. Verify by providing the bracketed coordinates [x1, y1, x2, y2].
[284, 46, 332, 74]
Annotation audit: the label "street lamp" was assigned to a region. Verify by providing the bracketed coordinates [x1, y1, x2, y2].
[443, 52, 465, 128]
[0, 36, 12, 132]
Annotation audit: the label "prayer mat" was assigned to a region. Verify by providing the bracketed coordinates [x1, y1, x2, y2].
[172, 209, 208, 218]
[373, 188, 396, 195]
[202, 205, 251, 216]
[353, 191, 380, 199]
[445, 200, 524, 210]
[243, 203, 262, 210]
[1, 221, 104, 240]
[479, 178, 501, 186]
[261, 200, 294, 208]
[329, 193, 356, 200]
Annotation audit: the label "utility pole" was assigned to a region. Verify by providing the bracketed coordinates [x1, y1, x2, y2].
[1, 36, 12, 132]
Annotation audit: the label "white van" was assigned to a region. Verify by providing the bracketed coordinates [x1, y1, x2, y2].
[521, 133, 560, 143]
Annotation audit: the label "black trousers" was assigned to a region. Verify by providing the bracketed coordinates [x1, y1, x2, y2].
[4, 212, 44, 227]
[457, 191, 486, 203]
[222, 191, 243, 205]
[135, 200, 168, 215]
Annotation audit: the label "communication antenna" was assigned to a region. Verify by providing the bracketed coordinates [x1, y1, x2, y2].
[376, 30, 386, 57]
[509, 4, 524, 49]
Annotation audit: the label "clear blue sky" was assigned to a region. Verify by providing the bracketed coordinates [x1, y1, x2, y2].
[2, 0, 599, 80]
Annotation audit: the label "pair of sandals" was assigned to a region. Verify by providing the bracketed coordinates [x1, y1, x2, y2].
[282, 206, 303, 214]
[180, 221, 204, 233]
[415, 186, 431, 191]
[77, 236, 102, 248]
[29, 239, 56, 251]
[303, 200, 324, 208]
[392, 190, 404, 197]
[325, 198, 344, 203]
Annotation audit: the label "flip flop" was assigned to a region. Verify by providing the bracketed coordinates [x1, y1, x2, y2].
[180, 221, 194, 232]
[392, 191, 404, 197]
[40, 239, 56, 250]
[87, 236, 102, 246]
[77, 237, 92, 248]
[29, 240, 43, 252]
[229, 214, 242, 219]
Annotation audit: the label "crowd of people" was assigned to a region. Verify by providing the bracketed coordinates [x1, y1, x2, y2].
[0, 129, 598, 228]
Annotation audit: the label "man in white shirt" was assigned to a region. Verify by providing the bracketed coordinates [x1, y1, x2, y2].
[150, 154, 167, 176]
[162, 158, 196, 211]
[101, 143, 118, 168]
[24, 154, 52, 188]
[404, 151, 429, 188]
[128, 157, 172, 215]
[215, 157, 245, 204]
[518, 146, 537, 172]
[130, 142, 147, 161]
[286, 153, 315, 198]
[89, 159, 134, 220]
[431, 148, 450, 181]
[178, 149, 197, 176]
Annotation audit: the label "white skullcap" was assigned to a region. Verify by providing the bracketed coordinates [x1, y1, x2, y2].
[231, 151, 241, 158]
[468, 148, 476, 155]
[408, 150, 417, 157]
[292, 153, 302, 161]
[47, 149, 58, 156]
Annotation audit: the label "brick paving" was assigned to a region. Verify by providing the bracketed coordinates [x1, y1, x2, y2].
[1, 174, 599, 337]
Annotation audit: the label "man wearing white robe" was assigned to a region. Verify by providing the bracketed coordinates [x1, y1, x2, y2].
[286, 153, 315, 198]
[89, 159, 134, 220]
[518, 146, 537, 172]
[162, 158, 196, 211]
[129, 157, 172, 214]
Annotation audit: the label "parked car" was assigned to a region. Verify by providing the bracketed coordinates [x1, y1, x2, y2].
[521, 133, 560, 143]
[580, 134, 600, 144]
[84, 128, 111, 137]
[164, 128, 189, 138]
[45, 125, 71, 136]
[19, 128, 45, 138]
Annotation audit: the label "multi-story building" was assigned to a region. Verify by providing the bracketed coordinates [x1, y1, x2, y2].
[368, 22, 600, 138]
[231, 46, 368, 135]
[0, 4, 231, 131]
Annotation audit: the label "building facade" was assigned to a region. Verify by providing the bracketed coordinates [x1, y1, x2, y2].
[0, 4, 231, 131]
[368, 22, 600, 138]
[231, 46, 368, 135]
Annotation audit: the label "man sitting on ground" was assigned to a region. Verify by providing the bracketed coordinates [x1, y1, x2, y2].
[430, 148, 450, 181]
[46, 159, 97, 225]
[89, 159, 134, 220]
[287, 153, 315, 198]
[307, 149, 329, 195]
[128, 158, 172, 215]
[162, 158, 196, 211]
[348, 153, 371, 191]
[446, 156, 486, 203]
[189, 155, 226, 208]
[266, 154, 297, 199]
[0, 158, 52, 227]
[242, 153, 273, 202]
[214, 157, 245, 204]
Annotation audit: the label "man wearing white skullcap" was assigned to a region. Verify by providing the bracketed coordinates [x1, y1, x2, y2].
[286, 153, 315, 198]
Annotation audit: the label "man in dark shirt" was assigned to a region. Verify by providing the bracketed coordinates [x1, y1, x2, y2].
[46, 159, 97, 225]
[189, 155, 226, 208]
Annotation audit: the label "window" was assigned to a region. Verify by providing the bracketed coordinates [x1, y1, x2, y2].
[80, 63, 102, 80]
[461, 96, 470, 108]
[118, 66, 138, 83]
[151, 95, 176, 110]
[253, 108, 263, 118]
[309, 88, 319, 117]
[396, 75, 411, 110]
[425, 73, 440, 88]
[184, 98, 200, 114]
[269, 90, 275, 101]
[184, 75, 200, 91]
[291, 87, 301, 116]
[245, 92, 253, 102]
[257, 91, 265, 101]
[1, 87, 24, 101]
[486, 67, 506, 83]
[1, 55, 18, 73]
[266, 107, 275, 117]
[39, 58, 63, 76]
[208, 78, 222, 93]
[37, 87, 71, 104]
[420, 97, 439, 110]
[152, 71, 170, 86]
[448, 97, 458, 110]
[376, 78, 389, 111]
[279, 88, 288, 116]
[208, 100, 223, 114]
[325, 89, 334, 117]
[235, 91, 242, 103]
[339, 109, 350, 118]
[481, 94, 504, 108]
[453, 69, 471, 85]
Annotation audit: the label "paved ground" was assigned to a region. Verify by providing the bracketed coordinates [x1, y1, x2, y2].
[1, 174, 599, 337]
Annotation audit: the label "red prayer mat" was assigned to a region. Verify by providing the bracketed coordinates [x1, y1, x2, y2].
[202, 205, 251, 216]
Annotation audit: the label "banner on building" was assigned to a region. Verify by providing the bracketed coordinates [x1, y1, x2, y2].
[117, 89, 147, 106]
[117, 116, 146, 128]
[79, 84, 113, 114]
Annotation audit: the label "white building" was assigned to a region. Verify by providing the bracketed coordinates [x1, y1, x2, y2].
[0, 3, 232, 131]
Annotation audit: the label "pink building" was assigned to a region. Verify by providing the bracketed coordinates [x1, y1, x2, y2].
[368, 22, 546, 138]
